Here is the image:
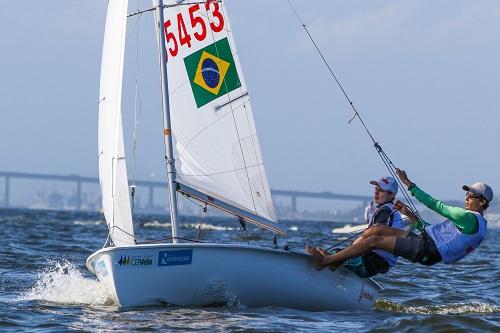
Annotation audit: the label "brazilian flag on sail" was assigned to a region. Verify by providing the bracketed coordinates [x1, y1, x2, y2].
[184, 37, 241, 108]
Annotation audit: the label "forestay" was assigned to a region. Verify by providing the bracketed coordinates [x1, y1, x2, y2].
[98, 0, 135, 246]
[161, 1, 277, 223]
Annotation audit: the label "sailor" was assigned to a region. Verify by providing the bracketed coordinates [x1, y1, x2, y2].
[307, 168, 492, 270]
[320, 176, 404, 278]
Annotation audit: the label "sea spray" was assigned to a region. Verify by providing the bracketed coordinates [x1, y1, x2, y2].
[20, 260, 111, 306]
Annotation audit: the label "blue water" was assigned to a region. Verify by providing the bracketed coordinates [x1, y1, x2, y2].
[1, 209, 499, 332]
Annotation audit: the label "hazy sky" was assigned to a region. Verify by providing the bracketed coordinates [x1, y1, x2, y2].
[1, 0, 499, 201]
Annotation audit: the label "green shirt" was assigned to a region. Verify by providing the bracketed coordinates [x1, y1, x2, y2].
[409, 185, 478, 235]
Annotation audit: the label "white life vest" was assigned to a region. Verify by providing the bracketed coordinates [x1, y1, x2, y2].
[364, 203, 375, 223]
[368, 202, 404, 267]
[425, 211, 487, 264]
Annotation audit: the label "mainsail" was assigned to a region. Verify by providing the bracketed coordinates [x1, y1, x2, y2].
[98, 0, 135, 246]
[161, 1, 277, 224]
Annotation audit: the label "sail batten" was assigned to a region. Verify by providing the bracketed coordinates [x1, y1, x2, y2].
[162, 1, 277, 224]
[99, 0, 135, 246]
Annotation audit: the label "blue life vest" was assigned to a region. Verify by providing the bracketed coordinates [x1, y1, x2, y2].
[369, 202, 403, 267]
[425, 211, 487, 264]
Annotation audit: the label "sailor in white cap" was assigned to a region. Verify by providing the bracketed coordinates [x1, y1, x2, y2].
[309, 176, 404, 277]
[307, 168, 493, 270]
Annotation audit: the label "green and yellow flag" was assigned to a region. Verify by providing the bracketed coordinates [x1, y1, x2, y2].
[184, 37, 241, 108]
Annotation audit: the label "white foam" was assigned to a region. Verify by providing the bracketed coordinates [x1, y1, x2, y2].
[143, 220, 171, 228]
[377, 299, 500, 314]
[73, 220, 105, 226]
[143, 221, 236, 231]
[331, 224, 366, 234]
[411, 302, 500, 315]
[183, 223, 236, 231]
[19, 260, 111, 306]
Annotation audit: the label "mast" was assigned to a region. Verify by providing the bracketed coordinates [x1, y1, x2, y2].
[155, 0, 180, 243]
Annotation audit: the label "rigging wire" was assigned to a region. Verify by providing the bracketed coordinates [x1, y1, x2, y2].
[286, 227, 367, 251]
[196, 203, 208, 240]
[289, 205, 414, 251]
[286, 0, 422, 222]
[325, 228, 367, 252]
[138, 236, 206, 244]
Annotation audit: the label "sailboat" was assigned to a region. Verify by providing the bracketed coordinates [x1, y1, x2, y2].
[86, 0, 381, 311]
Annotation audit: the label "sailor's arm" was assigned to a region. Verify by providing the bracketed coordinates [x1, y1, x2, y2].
[396, 168, 478, 234]
[408, 185, 477, 234]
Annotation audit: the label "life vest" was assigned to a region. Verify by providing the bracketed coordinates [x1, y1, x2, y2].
[368, 202, 404, 267]
[364, 204, 375, 223]
[425, 211, 487, 264]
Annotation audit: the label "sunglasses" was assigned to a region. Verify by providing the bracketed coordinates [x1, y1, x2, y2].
[466, 192, 484, 200]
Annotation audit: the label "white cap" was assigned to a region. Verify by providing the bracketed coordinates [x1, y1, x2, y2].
[370, 176, 398, 194]
[463, 182, 493, 202]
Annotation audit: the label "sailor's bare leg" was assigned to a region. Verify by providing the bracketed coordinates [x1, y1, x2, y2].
[326, 235, 398, 270]
[307, 234, 399, 270]
[306, 226, 408, 270]
[352, 225, 408, 245]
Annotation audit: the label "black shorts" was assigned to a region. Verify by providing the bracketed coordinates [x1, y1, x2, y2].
[394, 231, 442, 266]
[363, 251, 390, 276]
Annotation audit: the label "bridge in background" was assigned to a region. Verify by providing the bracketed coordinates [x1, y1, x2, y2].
[0, 171, 372, 213]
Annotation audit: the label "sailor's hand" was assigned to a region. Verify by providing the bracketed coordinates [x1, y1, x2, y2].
[394, 200, 418, 223]
[394, 200, 413, 217]
[396, 168, 412, 187]
[394, 200, 405, 211]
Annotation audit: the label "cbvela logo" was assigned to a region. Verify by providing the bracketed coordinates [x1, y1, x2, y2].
[158, 250, 193, 266]
[117, 255, 153, 267]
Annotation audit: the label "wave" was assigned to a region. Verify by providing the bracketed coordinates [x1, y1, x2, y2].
[375, 298, 500, 315]
[143, 221, 236, 231]
[73, 220, 105, 226]
[331, 224, 366, 234]
[182, 223, 237, 231]
[143, 220, 171, 228]
[18, 260, 112, 306]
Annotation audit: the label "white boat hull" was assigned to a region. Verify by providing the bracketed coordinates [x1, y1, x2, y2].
[86, 243, 381, 311]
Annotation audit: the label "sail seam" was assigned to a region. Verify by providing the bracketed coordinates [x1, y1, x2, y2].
[178, 162, 264, 177]
[241, 102, 275, 219]
[205, 3, 258, 215]
[219, 3, 270, 217]
[183, 106, 235, 149]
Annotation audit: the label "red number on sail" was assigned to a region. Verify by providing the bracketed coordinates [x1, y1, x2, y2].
[177, 13, 192, 48]
[189, 4, 207, 42]
[206, 1, 224, 33]
[164, 20, 178, 58]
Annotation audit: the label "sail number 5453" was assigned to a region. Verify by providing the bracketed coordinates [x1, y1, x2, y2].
[164, 1, 224, 59]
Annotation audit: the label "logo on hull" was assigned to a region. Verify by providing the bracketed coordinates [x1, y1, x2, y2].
[117, 255, 153, 267]
[158, 250, 193, 266]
